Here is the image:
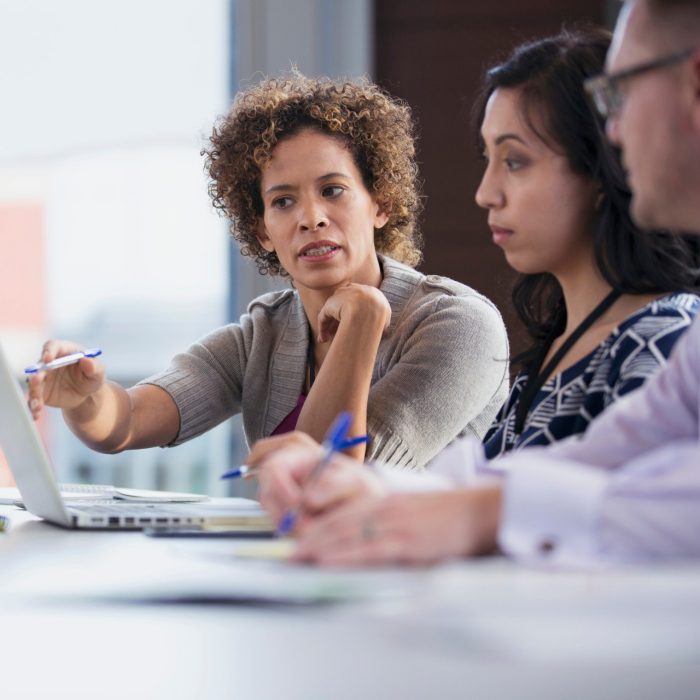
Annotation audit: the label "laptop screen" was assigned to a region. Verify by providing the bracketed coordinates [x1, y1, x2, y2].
[0, 343, 70, 526]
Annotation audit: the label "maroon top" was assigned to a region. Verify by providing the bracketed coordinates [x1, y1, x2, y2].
[271, 393, 306, 435]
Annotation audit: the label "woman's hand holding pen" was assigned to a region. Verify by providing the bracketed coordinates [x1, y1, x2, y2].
[26, 341, 177, 452]
[316, 283, 391, 343]
[26, 340, 106, 420]
[253, 436, 383, 528]
[247, 432, 322, 521]
[253, 436, 503, 565]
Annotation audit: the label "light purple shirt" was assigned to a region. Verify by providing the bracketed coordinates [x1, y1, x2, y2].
[387, 315, 700, 564]
[495, 314, 700, 564]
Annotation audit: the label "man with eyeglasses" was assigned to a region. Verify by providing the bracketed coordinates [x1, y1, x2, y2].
[255, 0, 700, 565]
[586, 0, 699, 236]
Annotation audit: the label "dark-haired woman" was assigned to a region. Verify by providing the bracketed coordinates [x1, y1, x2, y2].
[27, 73, 508, 471]
[476, 27, 700, 457]
[252, 28, 700, 567]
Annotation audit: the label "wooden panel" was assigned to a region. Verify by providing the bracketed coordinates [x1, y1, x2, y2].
[376, 0, 605, 358]
[377, 0, 600, 23]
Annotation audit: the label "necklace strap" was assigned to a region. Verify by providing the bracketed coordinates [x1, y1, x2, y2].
[513, 288, 622, 436]
[307, 326, 316, 390]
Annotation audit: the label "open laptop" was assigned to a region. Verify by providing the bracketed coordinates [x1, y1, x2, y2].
[0, 342, 273, 531]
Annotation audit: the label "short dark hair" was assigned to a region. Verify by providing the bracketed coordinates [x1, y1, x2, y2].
[473, 27, 700, 370]
[635, 0, 700, 50]
[646, 0, 700, 10]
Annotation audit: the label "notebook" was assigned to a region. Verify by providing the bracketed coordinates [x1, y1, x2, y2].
[0, 342, 274, 532]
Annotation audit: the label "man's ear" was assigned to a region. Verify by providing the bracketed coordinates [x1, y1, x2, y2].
[256, 221, 275, 253]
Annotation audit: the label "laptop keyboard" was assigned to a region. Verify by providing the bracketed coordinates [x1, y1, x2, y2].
[68, 503, 205, 516]
[58, 483, 115, 494]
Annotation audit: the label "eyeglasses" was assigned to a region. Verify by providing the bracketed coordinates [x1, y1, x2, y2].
[584, 47, 695, 119]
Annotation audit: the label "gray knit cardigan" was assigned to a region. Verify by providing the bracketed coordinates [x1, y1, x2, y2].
[142, 256, 509, 469]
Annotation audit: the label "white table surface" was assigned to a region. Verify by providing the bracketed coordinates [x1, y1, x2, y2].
[1, 506, 699, 700]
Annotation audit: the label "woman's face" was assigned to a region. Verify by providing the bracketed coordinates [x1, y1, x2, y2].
[257, 129, 388, 293]
[475, 87, 599, 278]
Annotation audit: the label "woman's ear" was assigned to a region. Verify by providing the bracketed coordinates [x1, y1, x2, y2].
[256, 221, 275, 252]
[374, 203, 390, 230]
[595, 187, 605, 212]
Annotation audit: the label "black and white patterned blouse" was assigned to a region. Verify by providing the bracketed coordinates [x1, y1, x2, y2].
[483, 293, 700, 459]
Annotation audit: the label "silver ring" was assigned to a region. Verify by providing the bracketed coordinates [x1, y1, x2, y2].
[361, 518, 377, 542]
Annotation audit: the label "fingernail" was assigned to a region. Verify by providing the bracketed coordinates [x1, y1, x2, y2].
[30, 399, 39, 410]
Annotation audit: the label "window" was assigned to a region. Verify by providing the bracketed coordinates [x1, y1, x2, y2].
[0, 0, 231, 493]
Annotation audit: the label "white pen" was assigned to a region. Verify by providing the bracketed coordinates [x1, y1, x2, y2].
[24, 349, 102, 375]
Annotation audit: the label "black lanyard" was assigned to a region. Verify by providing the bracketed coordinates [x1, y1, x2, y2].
[513, 288, 622, 435]
[306, 327, 316, 390]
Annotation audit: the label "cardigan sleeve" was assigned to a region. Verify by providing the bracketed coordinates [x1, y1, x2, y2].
[366, 292, 510, 470]
[137, 315, 253, 446]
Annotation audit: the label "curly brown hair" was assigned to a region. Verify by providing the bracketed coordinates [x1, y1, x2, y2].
[203, 72, 423, 276]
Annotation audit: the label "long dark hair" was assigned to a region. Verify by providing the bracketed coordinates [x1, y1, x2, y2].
[473, 27, 700, 370]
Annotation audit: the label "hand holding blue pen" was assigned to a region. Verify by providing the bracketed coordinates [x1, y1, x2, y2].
[275, 412, 361, 536]
[25, 344, 106, 422]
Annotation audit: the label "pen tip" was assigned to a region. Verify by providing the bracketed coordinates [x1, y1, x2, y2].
[277, 512, 296, 536]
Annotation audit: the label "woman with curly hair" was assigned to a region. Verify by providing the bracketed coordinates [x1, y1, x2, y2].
[28, 73, 509, 471]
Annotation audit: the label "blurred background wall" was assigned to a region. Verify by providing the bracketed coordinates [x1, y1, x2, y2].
[375, 0, 606, 355]
[0, 0, 614, 493]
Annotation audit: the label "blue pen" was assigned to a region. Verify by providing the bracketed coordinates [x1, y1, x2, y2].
[276, 411, 357, 536]
[219, 434, 368, 481]
[220, 464, 256, 480]
[24, 348, 102, 374]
